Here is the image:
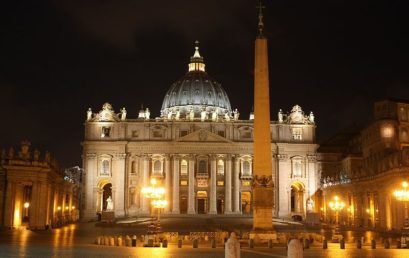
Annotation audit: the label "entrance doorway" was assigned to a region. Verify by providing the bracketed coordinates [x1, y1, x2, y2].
[180, 196, 188, 214]
[102, 183, 112, 211]
[290, 181, 305, 214]
[241, 192, 251, 214]
[197, 191, 207, 214]
[217, 198, 224, 214]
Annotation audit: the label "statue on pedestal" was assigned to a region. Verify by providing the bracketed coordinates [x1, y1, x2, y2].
[307, 198, 314, 212]
[167, 110, 173, 120]
[189, 108, 194, 121]
[145, 108, 151, 120]
[175, 109, 180, 120]
[278, 109, 283, 123]
[87, 108, 93, 121]
[233, 109, 240, 121]
[309, 111, 315, 124]
[120, 108, 127, 121]
[212, 109, 218, 121]
[106, 196, 114, 211]
[201, 108, 207, 121]
[225, 112, 231, 121]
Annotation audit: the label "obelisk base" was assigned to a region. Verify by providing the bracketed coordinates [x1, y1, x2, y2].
[251, 186, 276, 243]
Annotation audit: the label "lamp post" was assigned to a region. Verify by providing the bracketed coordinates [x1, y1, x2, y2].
[328, 196, 345, 227]
[141, 178, 167, 238]
[393, 181, 409, 230]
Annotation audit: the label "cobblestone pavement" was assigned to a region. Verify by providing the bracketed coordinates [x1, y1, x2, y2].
[0, 218, 409, 258]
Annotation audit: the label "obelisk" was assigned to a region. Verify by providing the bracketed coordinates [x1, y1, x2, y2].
[252, 3, 275, 236]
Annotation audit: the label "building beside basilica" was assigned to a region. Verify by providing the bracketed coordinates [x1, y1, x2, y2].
[319, 99, 409, 231]
[82, 43, 320, 221]
[0, 141, 78, 230]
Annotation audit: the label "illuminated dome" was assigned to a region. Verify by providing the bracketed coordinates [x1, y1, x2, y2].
[161, 41, 232, 121]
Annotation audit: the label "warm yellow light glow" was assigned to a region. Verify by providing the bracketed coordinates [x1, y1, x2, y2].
[57, 206, 61, 211]
[72, 206, 75, 210]
[152, 199, 168, 208]
[394, 181, 409, 201]
[150, 178, 157, 186]
[328, 196, 345, 211]
[381, 126, 394, 138]
[14, 208, 21, 227]
[24, 202, 30, 208]
[65, 206, 69, 210]
[366, 209, 370, 213]
[320, 207, 324, 211]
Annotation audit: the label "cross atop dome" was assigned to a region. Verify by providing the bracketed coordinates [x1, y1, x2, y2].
[188, 40, 206, 72]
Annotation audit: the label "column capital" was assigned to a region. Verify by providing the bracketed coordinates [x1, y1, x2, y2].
[85, 153, 97, 159]
[172, 154, 181, 161]
[113, 153, 127, 160]
[209, 154, 217, 161]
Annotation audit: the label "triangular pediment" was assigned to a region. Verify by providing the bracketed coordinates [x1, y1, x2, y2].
[176, 129, 232, 143]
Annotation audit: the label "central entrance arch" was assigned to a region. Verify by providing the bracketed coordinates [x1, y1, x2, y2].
[290, 181, 305, 219]
[197, 191, 207, 214]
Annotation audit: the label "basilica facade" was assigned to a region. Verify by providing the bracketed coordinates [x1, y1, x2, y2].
[81, 44, 320, 221]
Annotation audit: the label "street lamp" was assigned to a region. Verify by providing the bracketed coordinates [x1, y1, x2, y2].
[328, 196, 345, 226]
[393, 181, 409, 229]
[141, 178, 167, 238]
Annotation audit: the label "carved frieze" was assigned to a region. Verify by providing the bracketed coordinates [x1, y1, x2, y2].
[252, 175, 273, 188]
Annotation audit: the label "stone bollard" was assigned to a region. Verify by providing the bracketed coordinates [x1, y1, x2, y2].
[340, 238, 345, 249]
[104, 236, 109, 246]
[193, 239, 198, 248]
[248, 239, 254, 249]
[211, 238, 216, 248]
[125, 236, 131, 247]
[178, 239, 182, 248]
[162, 239, 168, 248]
[225, 233, 241, 258]
[117, 236, 123, 246]
[303, 239, 310, 249]
[109, 237, 115, 246]
[132, 235, 137, 247]
[287, 239, 303, 258]
[268, 239, 273, 249]
[95, 236, 101, 245]
[356, 239, 362, 249]
[384, 239, 390, 249]
[371, 239, 376, 249]
[323, 238, 328, 249]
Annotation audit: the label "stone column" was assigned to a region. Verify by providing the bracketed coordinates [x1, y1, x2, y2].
[113, 153, 126, 217]
[233, 156, 241, 213]
[209, 155, 217, 214]
[4, 181, 15, 227]
[187, 155, 196, 214]
[164, 155, 171, 213]
[225, 154, 232, 214]
[141, 155, 150, 214]
[83, 153, 97, 221]
[172, 155, 180, 214]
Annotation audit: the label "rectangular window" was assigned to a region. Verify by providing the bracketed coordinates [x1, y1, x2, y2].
[101, 127, 111, 138]
[242, 181, 251, 187]
[217, 131, 225, 137]
[292, 128, 302, 140]
[217, 181, 224, 186]
[180, 130, 188, 137]
[180, 180, 188, 186]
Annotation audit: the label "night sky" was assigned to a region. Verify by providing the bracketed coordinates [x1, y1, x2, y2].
[0, 0, 408, 168]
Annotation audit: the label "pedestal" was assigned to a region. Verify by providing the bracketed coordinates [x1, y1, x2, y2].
[101, 211, 115, 222]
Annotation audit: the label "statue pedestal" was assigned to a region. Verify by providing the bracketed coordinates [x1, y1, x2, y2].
[249, 229, 277, 244]
[101, 211, 115, 222]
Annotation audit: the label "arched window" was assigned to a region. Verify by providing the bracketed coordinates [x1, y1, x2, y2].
[217, 160, 224, 176]
[198, 160, 207, 175]
[293, 160, 303, 177]
[181, 160, 188, 176]
[242, 161, 251, 176]
[153, 160, 162, 174]
[101, 160, 110, 175]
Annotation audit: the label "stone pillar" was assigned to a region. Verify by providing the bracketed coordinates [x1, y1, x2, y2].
[83, 153, 97, 220]
[172, 155, 180, 214]
[209, 155, 217, 214]
[164, 155, 171, 213]
[113, 153, 126, 217]
[187, 155, 196, 214]
[141, 155, 150, 214]
[233, 156, 241, 213]
[4, 181, 15, 227]
[225, 154, 232, 214]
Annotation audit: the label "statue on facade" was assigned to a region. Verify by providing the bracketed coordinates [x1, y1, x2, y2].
[278, 109, 284, 123]
[145, 108, 150, 120]
[212, 109, 218, 121]
[120, 108, 127, 121]
[33, 149, 40, 162]
[106, 196, 114, 211]
[167, 110, 173, 120]
[201, 108, 207, 121]
[87, 108, 93, 121]
[309, 111, 315, 124]
[189, 108, 194, 121]
[175, 109, 180, 120]
[224, 111, 231, 121]
[233, 108, 239, 121]
[306, 198, 314, 212]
